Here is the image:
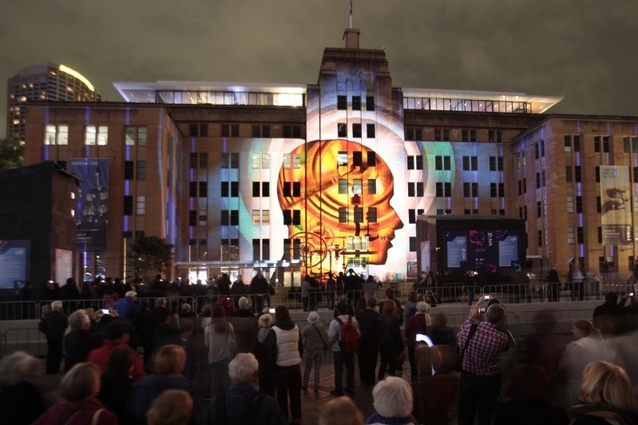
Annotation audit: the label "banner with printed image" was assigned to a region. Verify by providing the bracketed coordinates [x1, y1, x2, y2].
[600, 165, 632, 246]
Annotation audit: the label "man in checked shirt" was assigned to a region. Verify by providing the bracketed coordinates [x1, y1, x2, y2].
[456, 296, 508, 425]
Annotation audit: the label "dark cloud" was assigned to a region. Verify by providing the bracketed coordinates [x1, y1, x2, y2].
[2, 0, 638, 137]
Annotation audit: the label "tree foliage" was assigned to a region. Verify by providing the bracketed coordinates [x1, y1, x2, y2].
[127, 235, 173, 280]
[0, 138, 24, 172]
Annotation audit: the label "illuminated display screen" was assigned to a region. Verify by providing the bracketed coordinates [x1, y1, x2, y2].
[444, 229, 520, 273]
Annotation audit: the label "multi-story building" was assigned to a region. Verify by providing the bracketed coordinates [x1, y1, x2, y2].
[20, 29, 638, 285]
[7, 64, 101, 143]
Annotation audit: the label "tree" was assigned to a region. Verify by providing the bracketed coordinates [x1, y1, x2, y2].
[127, 236, 173, 280]
[0, 138, 24, 171]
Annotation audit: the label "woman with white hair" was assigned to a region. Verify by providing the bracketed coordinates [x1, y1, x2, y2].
[40, 300, 68, 374]
[301, 311, 327, 391]
[64, 309, 101, 372]
[366, 376, 417, 425]
[405, 301, 431, 379]
[254, 313, 275, 396]
[203, 352, 285, 425]
[0, 351, 47, 425]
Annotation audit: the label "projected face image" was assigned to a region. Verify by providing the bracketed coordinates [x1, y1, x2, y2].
[278, 139, 403, 274]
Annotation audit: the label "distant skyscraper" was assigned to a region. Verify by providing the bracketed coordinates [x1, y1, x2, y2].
[6, 63, 100, 142]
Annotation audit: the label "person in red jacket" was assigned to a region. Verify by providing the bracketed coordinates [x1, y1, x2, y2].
[87, 320, 145, 381]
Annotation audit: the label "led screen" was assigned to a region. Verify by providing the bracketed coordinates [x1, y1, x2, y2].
[444, 229, 520, 273]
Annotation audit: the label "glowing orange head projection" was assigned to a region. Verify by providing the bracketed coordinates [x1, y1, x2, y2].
[278, 139, 403, 275]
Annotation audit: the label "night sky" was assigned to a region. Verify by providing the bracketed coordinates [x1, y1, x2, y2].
[3, 0, 638, 138]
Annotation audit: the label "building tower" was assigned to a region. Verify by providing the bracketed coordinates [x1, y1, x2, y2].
[7, 64, 101, 142]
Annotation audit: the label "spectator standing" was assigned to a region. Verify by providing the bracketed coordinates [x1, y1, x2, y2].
[229, 297, 258, 353]
[265, 305, 303, 425]
[403, 290, 418, 324]
[405, 301, 431, 379]
[301, 275, 311, 312]
[205, 305, 236, 399]
[356, 297, 380, 387]
[146, 389, 193, 425]
[456, 299, 508, 425]
[115, 290, 140, 348]
[546, 264, 561, 302]
[141, 297, 169, 364]
[41, 300, 68, 374]
[254, 313, 276, 396]
[87, 320, 146, 382]
[301, 311, 327, 391]
[64, 309, 101, 372]
[327, 301, 360, 396]
[203, 352, 286, 425]
[377, 299, 403, 381]
[230, 274, 247, 308]
[250, 271, 270, 313]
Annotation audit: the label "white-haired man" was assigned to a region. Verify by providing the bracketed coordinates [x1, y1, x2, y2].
[230, 297, 258, 353]
[203, 352, 286, 425]
[115, 290, 140, 349]
[366, 376, 417, 424]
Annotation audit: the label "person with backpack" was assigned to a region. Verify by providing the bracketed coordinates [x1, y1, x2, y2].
[203, 352, 286, 425]
[327, 301, 360, 396]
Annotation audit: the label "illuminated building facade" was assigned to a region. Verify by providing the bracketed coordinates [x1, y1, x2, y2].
[7, 64, 101, 143]
[20, 29, 638, 284]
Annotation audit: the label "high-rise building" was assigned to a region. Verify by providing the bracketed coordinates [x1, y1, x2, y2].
[19, 29, 638, 286]
[7, 64, 101, 142]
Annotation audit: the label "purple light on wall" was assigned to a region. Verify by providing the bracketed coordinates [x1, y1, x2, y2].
[123, 215, 129, 232]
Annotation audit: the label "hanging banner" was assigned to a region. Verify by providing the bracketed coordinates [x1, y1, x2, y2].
[67, 159, 109, 252]
[600, 165, 632, 246]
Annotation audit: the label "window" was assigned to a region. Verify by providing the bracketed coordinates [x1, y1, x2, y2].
[337, 95, 347, 110]
[463, 182, 478, 197]
[622, 136, 638, 153]
[538, 230, 543, 247]
[366, 96, 375, 111]
[221, 124, 239, 137]
[282, 125, 302, 138]
[352, 123, 362, 138]
[567, 197, 574, 213]
[282, 182, 301, 197]
[252, 153, 270, 169]
[338, 151, 348, 166]
[594, 136, 610, 153]
[338, 179, 348, 194]
[490, 183, 504, 197]
[221, 238, 239, 261]
[536, 172, 541, 189]
[198, 181, 207, 197]
[353, 179, 362, 195]
[577, 227, 584, 244]
[462, 156, 478, 171]
[354, 207, 364, 223]
[366, 207, 378, 223]
[221, 210, 239, 226]
[252, 124, 270, 138]
[461, 129, 476, 142]
[123, 196, 133, 215]
[368, 179, 377, 194]
[405, 127, 422, 141]
[576, 196, 583, 213]
[408, 209, 425, 223]
[338, 123, 347, 138]
[136, 161, 146, 180]
[488, 130, 502, 143]
[282, 153, 302, 169]
[435, 155, 451, 170]
[252, 210, 270, 226]
[136, 196, 145, 215]
[353, 151, 363, 167]
[366, 124, 375, 138]
[408, 182, 424, 197]
[434, 129, 449, 141]
[283, 210, 301, 225]
[221, 153, 239, 168]
[125, 126, 147, 146]
[489, 156, 503, 171]
[537, 201, 542, 217]
[85, 125, 108, 145]
[189, 124, 208, 137]
[339, 207, 348, 223]
[352, 96, 361, 110]
[222, 181, 238, 197]
[435, 182, 451, 197]
[124, 161, 134, 180]
[44, 125, 68, 145]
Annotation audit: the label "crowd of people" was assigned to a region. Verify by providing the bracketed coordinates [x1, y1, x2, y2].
[1, 270, 638, 425]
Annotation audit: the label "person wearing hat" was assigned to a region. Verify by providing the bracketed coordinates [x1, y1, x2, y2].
[86, 319, 145, 382]
[301, 311, 328, 391]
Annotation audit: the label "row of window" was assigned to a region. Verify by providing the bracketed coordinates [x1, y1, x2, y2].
[45, 125, 147, 146]
[337, 123, 376, 138]
[189, 123, 303, 138]
[405, 128, 503, 143]
[337, 95, 375, 111]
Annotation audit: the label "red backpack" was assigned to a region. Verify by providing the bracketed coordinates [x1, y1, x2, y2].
[335, 316, 360, 353]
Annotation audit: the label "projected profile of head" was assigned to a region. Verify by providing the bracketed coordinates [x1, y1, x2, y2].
[278, 139, 403, 274]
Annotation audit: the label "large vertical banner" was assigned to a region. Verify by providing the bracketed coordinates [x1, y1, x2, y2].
[68, 159, 109, 252]
[600, 165, 632, 246]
